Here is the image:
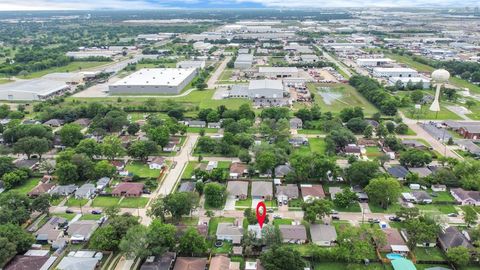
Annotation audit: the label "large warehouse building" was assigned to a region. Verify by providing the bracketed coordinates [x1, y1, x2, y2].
[108, 68, 197, 95]
[229, 79, 285, 99]
[234, 54, 254, 69]
[356, 58, 395, 67]
[0, 79, 70, 101]
[258, 67, 299, 78]
[372, 67, 418, 78]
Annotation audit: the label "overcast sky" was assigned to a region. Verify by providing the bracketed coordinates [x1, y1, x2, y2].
[0, 0, 477, 11]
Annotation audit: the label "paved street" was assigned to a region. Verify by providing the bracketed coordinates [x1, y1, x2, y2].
[208, 56, 231, 89]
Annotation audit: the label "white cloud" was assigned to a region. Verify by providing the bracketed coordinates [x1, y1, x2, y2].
[233, 0, 478, 7]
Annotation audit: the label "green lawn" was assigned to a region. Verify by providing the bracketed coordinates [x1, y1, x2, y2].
[54, 213, 77, 221]
[297, 129, 325, 135]
[309, 138, 327, 154]
[417, 204, 458, 215]
[8, 178, 40, 195]
[126, 161, 160, 178]
[119, 197, 149, 208]
[315, 263, 385, 270]
[182, 161, 203, 179]
[414, 247, 446, 261]
[431, 191, 455, 203]
[334, 202, 362, 213]
[208, 217, 235, 236]
[288, 198, 303, 208]
[401, 105, 462, 120]
[273, 218, 293, 226]
[65, 198, 89, 207]
[306, 83, 379, 116]
[22, 61, 110, 79]
[235, 197, 252, 207]
[80, 214, 103, 221]
[91, 196, 121, 208]
[218, 161, 232, 169]
[368, 202, 401, 214]
[211, 240, 233, 254]
[365, 146, 382, 158]
[186, 127, 219, 133]
[219, 68, 234, 81]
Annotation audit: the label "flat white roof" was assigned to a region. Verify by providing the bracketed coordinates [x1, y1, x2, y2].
[249, 79, 283, 90]
[389, 76, 431, 82]
[373, 67, 417, 73]
[357, 58, 394, 62]
[0, 79, 69, 96]
[258, 67, 298, 73]
[111, 68, 196, 87]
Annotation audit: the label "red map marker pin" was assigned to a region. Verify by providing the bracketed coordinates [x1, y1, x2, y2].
[256, 201, 267, 229]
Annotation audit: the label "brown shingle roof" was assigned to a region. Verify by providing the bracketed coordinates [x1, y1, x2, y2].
[112, 182, 144, 196]
[173, 257, 207, 270]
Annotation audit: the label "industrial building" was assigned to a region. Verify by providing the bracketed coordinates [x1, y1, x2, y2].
[234, 54, 254, 69]
[66, 51, 119, 59]
[388, 76, 431, 89]
[176, 60, 206, 70]
[356, 58, 395, 67]
[258, 67, 299, 78]
[0, 79, 70, 101]
[108, 68, 197, 95]
[229, 79, 285, 99]
[373, 67, 418, 78]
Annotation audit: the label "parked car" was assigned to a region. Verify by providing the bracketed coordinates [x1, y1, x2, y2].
[447, 213, 458, 217]
[273, 215, 282, 219]
[368, 218, 380, 223]
[91, 210, 102, 215]
[389, 216, 401, 222]
[332, 216, 340, 220]
[65, 209, 74, 214]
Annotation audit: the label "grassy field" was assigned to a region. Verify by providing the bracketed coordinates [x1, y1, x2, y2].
[414, 247, 446, 261]
[417, 204, 458, 215]
[306, 83, 379, 116]
[80, 214, 103, 221]
[273, 218, 293, 226]
[219, 68, 234, 81]
[401, 104, 463, 120]
[119, 197, 149, 208]
[309, 138, 327, 154]
[91, 196, 121, 208]
[8, 178, 40, 195]
[65, 198, 89, 207]
[368, 202, 401, 214]
[235, 197, 252, 207]
[365, 146, 382, 158]
[186, 127, 219, 133]
[182, 161, 204, 179]
[21, 61, 110, 79]
[67, 89, 250, 111]
[126, 161, 160, 178]
[54, 213, 77, 221]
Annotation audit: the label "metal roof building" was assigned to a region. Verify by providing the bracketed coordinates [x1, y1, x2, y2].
[109, 68, 197, 94]
[0, 79, 70, 101]
[229, 79, 285, 99]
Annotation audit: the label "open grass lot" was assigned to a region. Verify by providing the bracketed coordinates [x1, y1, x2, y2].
[315, 262, 386, 270]
[273, 218, 293, 226]
[22, 61, 110, 79]
[414, 247, 446, 261]
[218, 161, 232, 169]
[334, 202, 362, 213]
[80, 214, 103, 221]
[309, 138, 327, 154]
[186, 127, 219, 133]
[182, 161, 202, 179]
[65, 198, 89, 207]
[54, 213, 77, 221]
[417, 204, 458, 215]
[365, 146, 382, 158]
[431, 191, 455, 203]
[368, 202, 401, 214]
[119, 197, 149, 208]
[219, 68, 234, 81]
[92, 196, 121, 208]
[126, 161, 160, 178]
[7, 177, 40, 195]
[67, 90, 250, 111]
[208, 217, 235, 236]
[459, 265, 480, 270]
[400, 105, 463, 120]
[306, 83, 379, 116]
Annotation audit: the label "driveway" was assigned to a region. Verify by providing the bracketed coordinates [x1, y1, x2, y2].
[224, 196, 236, 211]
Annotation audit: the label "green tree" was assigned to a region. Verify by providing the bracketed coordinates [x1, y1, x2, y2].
[178, 227, 207, 255]
[399, 149, 432, 167]
[59, 123, 84, 147]
[333, 188, 358, 208]
[127, 141, 158, 161]
[101, 135, 126, 160]
[302, 199, 333, 223]
[404, 216, 439, 251]
[163, 192, 199, 221]
[446, 246, 471, 266]
[89, 226, 119, 251]
[94, 160, 116, 179]
[75, 138, 101, 158]
[365, 177, 401, 209]
[120, 225, 150, 259]
[147, 126, 170, 148]
[464, 206, 478, 227]
[363, 125, 373, 138]
[260, 246, 305, 270]
[0, 237, 16, 267]
[14, 136, 50, 159]
[203, 182, 226, 208]
[262, 224, 282, 247]
[127, 123, 140, 135]
[345, 161, 380, 187]
[31, 194, 51, 214]
[147, 220, 176, 255]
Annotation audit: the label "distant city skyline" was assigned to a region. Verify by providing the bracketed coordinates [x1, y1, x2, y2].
[0, 0, 479, 11]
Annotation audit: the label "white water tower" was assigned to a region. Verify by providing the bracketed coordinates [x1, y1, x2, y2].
[429, 69, 450, 115]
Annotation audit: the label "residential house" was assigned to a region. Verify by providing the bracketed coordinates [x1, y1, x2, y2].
[43, 118, 64, 127]
[227, 181, 249, 199]
[50, 184, 78, 196]
[75, 183, 96, 199]
[301, 184, 325, 202]
[438, 226, 474, 252]
[310, 224, 337, 246]
[344, 144, 364, 158]
[206, 161, 218, 172]
[14, 159, 39, 170]
[229, 163, 248, 179]
[66, 220, 99, 243]
[365, 120, 379, 128]
[247, 224, 262, 239]
[140, 252, 176, 270]
[28, 182, 55, 197]
[73, 118, 91, 128]
[279, 225, 307, 244]
[352, 185, 369, 202]
[408, 167, 432, 178]
[149, 157, 166, 170]
[110, 160, 125, 171]
[289, 117, 303, 129]
[35, 216, 68, 244]
[458, 126, 480, 139]
[387, 165, 409, 180]
[208, 122, 221, 129]
[274, 164, 293, 178]
[432, 184, 447, 192]
[187, 120, 207, 128]
[402, 192, 416, 203]
[275, 184, 299, 204]
[402, 140, 427, 150]
[112, 182, 144, 197]
[288, 136, 308, 147]
[451, 188, 480, 206]
[178, 182, 195, 193]
[209, 255, 240, 270]
[251, 181, 273, 200]
[56, 251, 102, 270]
[412, 191, 433, 204]
[401, 229, 436, 248]
[96, 177, 111, 190]
[41, 174, 54, 183]
[162, 142, 178, 152]
[245, 260, 264, 270]
[378, 228, 409, 254]
[216, 223, 243, 244]
[173, 257, 207, 270]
